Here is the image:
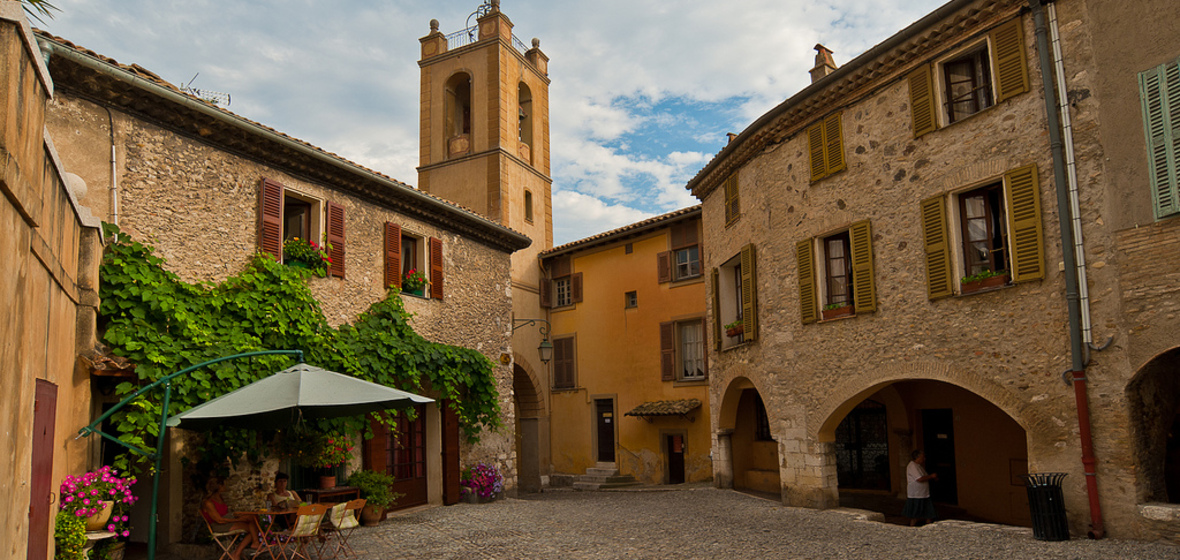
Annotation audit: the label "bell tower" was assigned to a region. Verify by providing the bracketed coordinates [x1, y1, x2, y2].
[418, 0, 552, 493]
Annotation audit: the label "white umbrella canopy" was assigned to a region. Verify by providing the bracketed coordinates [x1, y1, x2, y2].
[166, 363, 433, 431]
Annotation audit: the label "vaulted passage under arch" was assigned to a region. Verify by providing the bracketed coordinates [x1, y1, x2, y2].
[716, 379, 780, 496]
[1127, 347, 1180, 504]
[827, 380, 1030, 525]
[513, 362, 544, 492]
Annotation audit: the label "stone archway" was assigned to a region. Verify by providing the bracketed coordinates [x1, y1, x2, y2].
[512, 358, 546, 493]
[715, 377, 780, 496]
[1126, 346, 1180, 504]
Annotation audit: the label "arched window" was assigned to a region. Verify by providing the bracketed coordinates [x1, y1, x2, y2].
[518, 82, 533, 163]
[445, 73, 472, 156]
[524, 190, 534, 223]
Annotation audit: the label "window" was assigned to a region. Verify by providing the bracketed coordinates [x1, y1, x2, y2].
[259, 178, 345, 278]
[921, 165, 1045, 300]
[658, 219, 701, 283]
[807, 112, 845, 181]
[524, 190, 534, 223]
[554, 277, 572, 307]
[798, 221, 875, 324]
[1139, 57, 1180, 219]
[660, 319, 707, 382]
[542, 255, 582, 309]
[384, 223, 445, 299]
[712, 244, 757, 349]
[723, 173, 740, 226]
[909, 17, 1029, 138]
[624, 291, 637, 309]
[552, 336, 576, 389]
[754, 393, 773, 441]
[624, 243, 633, 254]
[445, 72, 472, 156]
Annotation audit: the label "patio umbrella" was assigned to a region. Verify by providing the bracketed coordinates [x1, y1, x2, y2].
[166, 363, 433, 431]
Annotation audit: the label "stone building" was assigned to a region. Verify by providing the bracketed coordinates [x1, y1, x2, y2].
[541, 207, 712, 486]
[35, 13, 531, 551]
[687, 0, 1180, 541]
[1, 6, 103, 559]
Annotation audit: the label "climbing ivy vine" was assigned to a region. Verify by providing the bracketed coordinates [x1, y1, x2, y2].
[98, 225, 501, 469]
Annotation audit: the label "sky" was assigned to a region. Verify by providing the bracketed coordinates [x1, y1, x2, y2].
[36, 0, 947, 245]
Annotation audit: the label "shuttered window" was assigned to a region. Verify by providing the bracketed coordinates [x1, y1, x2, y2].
[553, 336, 576, 389]
[797, 239, 818, 325]
[723, 174, 740, 226]
[909, 64, 939, 138]
[659, 322, 675, 381]
[739, 243, 758, 342]
[798, 220, 875, 323]
[660, 319, 707, 382]
[429, 237, 444, 299]
[326, 202, 346, 278]
[808, 112, 846, 182]
[258, 178, 284, 260]
[1004, 165, 1045, 283]
[661, 219, 701, 282]
[384, 223, 402, 289]
[1140, 58, 1180, 219]
[711, 268, 722, 351]
[990, 17, 1030, 104]
[849, 220, 876, 313]
[546, 256, 580, 307]
[921, 195, 954, 300]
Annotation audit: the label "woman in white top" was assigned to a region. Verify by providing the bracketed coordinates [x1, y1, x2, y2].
[266, 472, 301, 529]
[903, 450, 939, 526]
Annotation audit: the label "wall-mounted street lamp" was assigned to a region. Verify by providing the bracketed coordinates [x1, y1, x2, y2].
[512, 318, 553, 364]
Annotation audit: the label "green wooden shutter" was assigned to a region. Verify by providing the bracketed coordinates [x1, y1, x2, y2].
[1004, 164, 1046, 283]
[1140, 59, 1180, 218]
[258, 178, 283, 260]
[908, 64, 938, 138]
[824, 113, 845, 175]
[808, 121, 826, 181]
[849, 220, 876, 313]
[921, 195, 954, 300]
[384, 222, 401, 289]
[660, 322, 675, 381]
[740, 244, 758, 341]
[796, 239, 817, 325]
[990, 17, 1029, 104]
[711, 268, 721, 352]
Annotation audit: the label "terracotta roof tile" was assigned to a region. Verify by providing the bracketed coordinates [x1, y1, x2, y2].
[624, 399, 702, 417]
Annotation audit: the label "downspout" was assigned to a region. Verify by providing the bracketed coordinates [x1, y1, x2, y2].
[107, 106, 118, 226]
[1029, 0, 1105, 539]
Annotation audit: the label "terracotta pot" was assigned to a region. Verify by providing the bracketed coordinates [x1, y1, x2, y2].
[725, 325, 744, 337]
[84, 500, 115, 532]
[821, 305, 854, 321]
[961, 273, 1011, 294]
[359, 504, 384, 526]
[319, 475, 337, 489]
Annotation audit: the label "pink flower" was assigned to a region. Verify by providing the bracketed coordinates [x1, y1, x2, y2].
[83, 498, 91, 506]
[107, 524, 116, 532]
[121, 530, 130, 538]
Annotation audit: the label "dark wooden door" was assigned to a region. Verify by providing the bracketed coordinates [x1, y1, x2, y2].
[922, 408, 958, 505]
[667, 435, 685, 484]
[390, 405, 428, 509]
[595, 399, 615, 463]
[28, 380, 57, 560]
[441, 402, 460, 505]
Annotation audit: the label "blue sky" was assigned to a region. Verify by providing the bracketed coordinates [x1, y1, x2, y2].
[37, 0, 947, 245]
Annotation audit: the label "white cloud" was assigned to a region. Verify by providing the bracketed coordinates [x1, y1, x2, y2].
[551, 191, 653, 245]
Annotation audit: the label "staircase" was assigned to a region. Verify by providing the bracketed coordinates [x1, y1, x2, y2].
[572, 463, 640, 491]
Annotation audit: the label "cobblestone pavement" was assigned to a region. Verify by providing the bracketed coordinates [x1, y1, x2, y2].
[345, 486, 1178, 560]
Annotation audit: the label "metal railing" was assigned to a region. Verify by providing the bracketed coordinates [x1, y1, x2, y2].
[444, 25, 529, 54]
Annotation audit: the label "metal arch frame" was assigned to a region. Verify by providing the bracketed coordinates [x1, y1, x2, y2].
[76, 350, 305, 560]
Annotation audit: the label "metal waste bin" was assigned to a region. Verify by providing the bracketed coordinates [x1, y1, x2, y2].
[1023, 472, 1069, 541]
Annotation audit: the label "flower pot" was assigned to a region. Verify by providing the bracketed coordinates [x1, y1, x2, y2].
[961, 273, 1011, 294]
[725, 325, 744, 338]
[461, 491, 501, 504]
[103, 541, 126, 560]
[319, 475, 337, 490]
[359, 504, 384, 526]
[84, 500, 115, 532]
[821, 305, 854, 321]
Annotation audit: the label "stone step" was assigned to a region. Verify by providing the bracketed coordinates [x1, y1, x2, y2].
[585, 467, 619, 477]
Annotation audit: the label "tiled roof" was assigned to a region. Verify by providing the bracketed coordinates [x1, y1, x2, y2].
[542, 205, 701, 259]
[625, 399, 702, 417]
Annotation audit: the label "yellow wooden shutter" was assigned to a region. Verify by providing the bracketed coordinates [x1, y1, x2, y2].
[824, 112, 846, 175]
[908, 64, 938, 138]
[808, 121, 826, 181]
[796, 239, 817, 325]
[724, 174, 740, 226]
[921, 195, 954, 300]
[1004, 164, 1046, 283]
[990, 17, 1029, 104]
[849, 220, 876, 313]
[740, 244, 758, 342]
[711, 268, 722, 351]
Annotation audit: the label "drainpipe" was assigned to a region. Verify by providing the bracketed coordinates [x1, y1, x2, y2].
[1029, 0, 1105, 539]
[107, 107, 118, 226]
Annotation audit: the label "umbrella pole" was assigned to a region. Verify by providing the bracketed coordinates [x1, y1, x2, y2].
[147, 381, 171, 560]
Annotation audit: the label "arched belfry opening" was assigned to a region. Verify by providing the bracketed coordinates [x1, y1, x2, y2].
[716, 378, 781, 496]
[517, 82, 533, 163]
[1127, 346, 1180, 504]
[822, 380, 1030, 526]
[445, 72, 472, 157]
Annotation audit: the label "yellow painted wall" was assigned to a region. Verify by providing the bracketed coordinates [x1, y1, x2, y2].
[549, 220, 711, 484]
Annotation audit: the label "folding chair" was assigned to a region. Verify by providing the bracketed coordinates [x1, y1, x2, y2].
[272, 503, 327, 560]
[203, 516, 247, 560]
[317, 499, 366, 559]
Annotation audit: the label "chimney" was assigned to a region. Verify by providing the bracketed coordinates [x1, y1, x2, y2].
[810, 44, 837, 83]
[726, 133, 738, 144]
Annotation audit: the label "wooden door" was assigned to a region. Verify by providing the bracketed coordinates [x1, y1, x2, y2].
[595, 399, 615, 463]
[667, 435, 685, 484]
[441, 402, 460, 505]
[28, 380, 57, 560]
[922, 408, 959, 505]
[390, 405, 428, 509]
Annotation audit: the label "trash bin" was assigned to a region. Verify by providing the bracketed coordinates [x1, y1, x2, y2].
[1023, 472, 1069, 541]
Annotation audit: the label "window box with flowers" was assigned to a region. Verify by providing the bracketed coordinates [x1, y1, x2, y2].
[402, 269, 428, 297]
[724, 320, 744, 338]
[960, 269, 1010, 295]
[282, 237, 333, 277]
[821, 301, 854, 321]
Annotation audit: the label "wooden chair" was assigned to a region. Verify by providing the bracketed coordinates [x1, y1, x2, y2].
[203, 515, 247, 560]
[317, 499, 366, 559]
[272, 503, 327, 560]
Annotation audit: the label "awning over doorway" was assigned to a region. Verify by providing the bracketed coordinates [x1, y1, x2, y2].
[625, 399, 702, 422]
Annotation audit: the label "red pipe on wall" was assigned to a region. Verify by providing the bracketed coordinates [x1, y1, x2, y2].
[1071, 370, 1106, 539]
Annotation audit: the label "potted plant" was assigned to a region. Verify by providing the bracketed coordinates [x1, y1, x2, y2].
[282, 237, 333, 277]
[724, 320, 744, 338]
[312, 433, 354, 489]
[459, 462, 503, 504]
[345, 470, 400, 526]
[54, 510, 86, 560]
[821, 301, 854, 321]
[59, 466, 137, 536]
[402, 269, 427, 296]
[960, 269, 1010, 294]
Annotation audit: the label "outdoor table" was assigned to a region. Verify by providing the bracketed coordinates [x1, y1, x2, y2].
[300, 486, 360, 504]
[239, 508, 296, 560]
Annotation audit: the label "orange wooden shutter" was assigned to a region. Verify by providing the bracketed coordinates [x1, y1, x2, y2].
[659, 322, 675, 381]
[258, 178, 283, 261]
[384, 223, 402, 289]
[429, 237, 444, 299]
[326, 201, 345, 278]
[657, 251, 672, 283]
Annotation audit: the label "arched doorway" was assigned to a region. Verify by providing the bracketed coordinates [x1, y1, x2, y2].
[1127, 346, 1180, 503]
[513, 361, 545, 493]
[716, 378, 780, 496]
[825, 380, 1030, 525]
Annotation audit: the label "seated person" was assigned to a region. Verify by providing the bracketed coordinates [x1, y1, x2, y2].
[201, 476, 259, 560]
[265, 471, 302, 529]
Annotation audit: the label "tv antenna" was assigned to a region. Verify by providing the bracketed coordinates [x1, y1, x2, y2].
[180, 73, 231, 106]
